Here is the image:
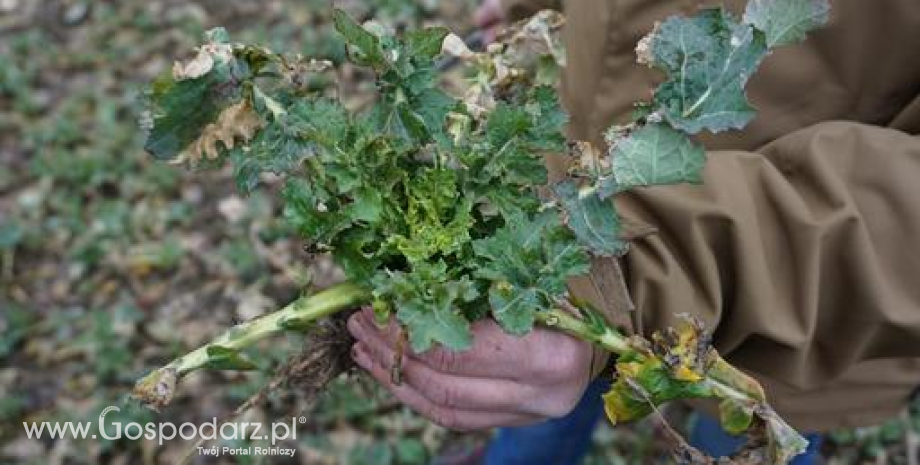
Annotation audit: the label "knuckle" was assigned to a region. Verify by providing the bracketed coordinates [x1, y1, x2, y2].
[429, 383, 459, 408]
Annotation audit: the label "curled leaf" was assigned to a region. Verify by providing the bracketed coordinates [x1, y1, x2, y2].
[498, 10, 567, 67]
[441, 33, 475, 59]
[174, 100, 263, 164]
[172, 42, 234, 81]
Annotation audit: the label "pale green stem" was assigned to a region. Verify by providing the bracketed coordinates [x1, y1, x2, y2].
[132, 282, 370, 409]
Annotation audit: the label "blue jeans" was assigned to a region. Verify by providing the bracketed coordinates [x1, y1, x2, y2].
[483, 379, 822, 465]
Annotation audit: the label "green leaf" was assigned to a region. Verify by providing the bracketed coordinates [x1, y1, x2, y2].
[743, 0, 830, 47]
[398, 291, 473, 353]
[375, 265, 478, 353]
[230, 117, 312, 193]
[347, 186, 385, 222]
[486, 104, 531, 146]
[333, 9, 387, 69]
[473, 211, 589, 334]
[525, 86, 568, 151]
[388, 169, 473, 264]
[406, 27, 450, 59]
[282, 178, 349, 244]
[482, 102, 550, 185]
[646, 9, 768, 134]
[607, 123, 706, 195]
[554, 182, 627, 256]
[488, 284, 540, 335]
[204, 345, 258, 371]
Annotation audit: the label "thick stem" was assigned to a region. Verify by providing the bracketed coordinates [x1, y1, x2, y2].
[132, 282, 371, 410]
[135, 285, 767, 434]
[535, 307, 629, 353]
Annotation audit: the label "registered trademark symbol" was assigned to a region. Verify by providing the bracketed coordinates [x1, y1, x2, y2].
[298, 417, 307, 424]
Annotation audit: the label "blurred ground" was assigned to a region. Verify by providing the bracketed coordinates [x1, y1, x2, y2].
[0, 1, 917, 464]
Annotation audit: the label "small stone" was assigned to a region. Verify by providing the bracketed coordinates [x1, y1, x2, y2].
[0, 0, 18, 13]
[62, 2, 89, 26]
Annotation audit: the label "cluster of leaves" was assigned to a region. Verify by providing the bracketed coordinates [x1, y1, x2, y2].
[140, 0, 829, 463]
[143, 10, 590, 354]
[572, 0, 830, 198]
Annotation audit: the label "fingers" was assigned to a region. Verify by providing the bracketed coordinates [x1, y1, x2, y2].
[355, 337, 535, 413]
[352, 342, 541, 431]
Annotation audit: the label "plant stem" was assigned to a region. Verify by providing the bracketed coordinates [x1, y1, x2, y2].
[132, 282, 371, 410]
[135, 285, 762, 421]
[535, 307, 629, 353]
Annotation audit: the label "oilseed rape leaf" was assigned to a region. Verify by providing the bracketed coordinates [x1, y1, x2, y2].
[643, 9, 768, 134]
[744, 0, 831, 47]
[607, 123, 706, 195]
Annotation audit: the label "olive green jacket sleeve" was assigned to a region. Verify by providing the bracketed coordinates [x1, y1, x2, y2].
[617, 122, 920, 429]
[556, 0, 920, 430]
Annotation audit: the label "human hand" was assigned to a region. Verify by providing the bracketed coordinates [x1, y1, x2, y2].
[474, 0, 507, 44]
[347, 307, 594, 431]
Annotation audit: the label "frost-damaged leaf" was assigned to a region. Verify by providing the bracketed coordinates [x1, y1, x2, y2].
[172, 42, 234, 81]
[499, 10, 567, 67]
[642, 9, 768, 134]
[603, 355, 713, 424]
[706, 355, 808, 462]
[178, 100, 263, 164]
[744, 0, 830, 47]
[601, 317, 808, 464]
[554, 182, 627, 256]
[441, 33, 475, 59]
[143, 69, 243, 161]
[606, 123, 706, 196]
[759, 406, 812, 464]
[143, 28, 280, 163]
